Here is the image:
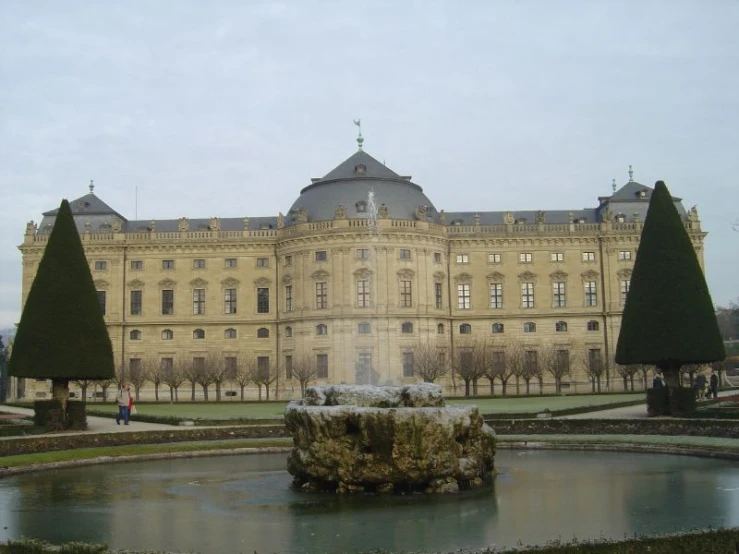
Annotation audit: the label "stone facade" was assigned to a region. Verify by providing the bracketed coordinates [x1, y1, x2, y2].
[14, 150, 707, 401]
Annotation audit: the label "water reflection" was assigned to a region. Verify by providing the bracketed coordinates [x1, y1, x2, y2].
[0, 451, 737, 553]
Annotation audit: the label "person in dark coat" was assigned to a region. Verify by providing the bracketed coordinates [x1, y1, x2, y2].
[694, 373, 706, 400]
[709, 371, 719, 399]
[652, 372, 664, 389]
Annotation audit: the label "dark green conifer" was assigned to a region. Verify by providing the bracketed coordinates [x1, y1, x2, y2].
[615, 181, 724, 390]
[10, 199, 114, 408]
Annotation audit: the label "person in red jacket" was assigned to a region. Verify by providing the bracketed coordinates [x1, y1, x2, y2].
[116, 384, 132, 425]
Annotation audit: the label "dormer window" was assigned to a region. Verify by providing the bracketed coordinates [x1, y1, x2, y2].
[452, 219, 463, 226]
[356, 200, 367, 213]
[515, 218, 527, 224]
[574, 218, 586, 224]
[615, 213, 626, 223]
[638, 190, 647, 198]
[354, 164, 366, 175]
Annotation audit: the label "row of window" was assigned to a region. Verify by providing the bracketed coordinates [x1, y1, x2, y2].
[93, 249, 635, 273]
[119, 288, 267, 316]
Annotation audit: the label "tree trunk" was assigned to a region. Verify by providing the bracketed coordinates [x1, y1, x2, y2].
[190, 382, 196, 401]
[201, 384, 209, 401]
[52, 379, 70, 411]
[169, 386, 174, 402]
[489, 378, 495, 395]
[501, 379, 508, 396]
[464, 380, 471, 397]
[240, 385, 246, 400]
[154, 384, 159, 402]
[525, 379, 531, 395]
[515, 376, 520, 395]
[215, 382, 221, 402]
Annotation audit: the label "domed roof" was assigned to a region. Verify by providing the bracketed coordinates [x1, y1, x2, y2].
[287, 150, 438, 223]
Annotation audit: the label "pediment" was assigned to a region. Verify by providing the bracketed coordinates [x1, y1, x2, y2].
[281, 274, 293, 285]
[397, 268, 415, 279]
[549, 270, 568, 281]
[617, 268, 632, 279]
[126, 278, 145, 289]
[93, 279, 109, 289]
[581, 270, 600, 280]
[254, 277, 272, 287]
[486, 271, 505, 282]
[158, 278, 177, 288]
[518, 271, 537, 282]
[353, 268, 374, 279]
[221, 277, 240, 287]
[190, 278, 209, 287]
[311, 270, 330, 281]
[454, 272, 473, 284]
[433, 271, 446, 281]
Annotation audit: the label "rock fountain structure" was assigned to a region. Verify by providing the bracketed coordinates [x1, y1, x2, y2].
[285, 383, 496, 494]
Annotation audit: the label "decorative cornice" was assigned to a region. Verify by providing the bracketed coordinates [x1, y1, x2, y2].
[190, 277, 209, 287]
[518, 271, 537, 282]
[486, 271, 505, 282]
[549, 270, 568, 281]
[281, 275, 293, 285]
[433, 271, 446, 281]
[311, 270, 330, 281]
[616, 268, 633, 279]
[158, 278, 177, 288]
[581, 269, 599, 281]
[126, 278, 145, 289]
[93, 279, 109, 289]
[454, 272, 473, 284]
[353, 268, 373, 279]
[397, 268, 415, 279]
[221, 277, 240, 287]
[254, 277, 272, 287]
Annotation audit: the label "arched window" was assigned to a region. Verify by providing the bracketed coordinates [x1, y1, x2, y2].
[555, 321, 568, 332]
[285, 326, 293, 338]
[224, 328, 237, 339]
[587, 320, 600, 331]
[257, 327, 269, 338]
[437, 323, 445, 334]
[459, 323, 472, 334]
[358, 322, 371, 334]
[401, 322, 413, 334]
[492, 323, 504, 334]
[161, 329, 173, 340]
[523, 322, 536, 333]
[193, 328, 205, 339]
[129, 330, 142, 340]
[316, 324, 328, 336]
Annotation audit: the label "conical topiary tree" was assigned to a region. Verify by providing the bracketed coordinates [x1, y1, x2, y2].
[9, 199, 115, 415]
[615, 181, 724, 395]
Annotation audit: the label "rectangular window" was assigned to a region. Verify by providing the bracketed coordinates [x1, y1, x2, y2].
[550, 252, 564, 262]
[315, 250, 327, 262]
[285, 355, 293, 379]
[225, 357, 237, 380]
[488, 253, 501, 264]
[585, 281, 598, 307]
[285, 285, 293, 312]
[521, 282, 535, 308]
[400, 280, 412, 307]
[553, 281, 566, 308]
[519, 252, 533, 263]
[357, 248, 370, 260]
[457, 284, 471, 310]
[618, 250, 632, 261]
[435, 282, 443, 309]
[97, 291, 106, 315]
[489, 282, 503, 309]
[357, 280, 370, 307]
[582, 252, 596, 262]
[316, 282, 328, 309]
[456, 253, 469, 264]
[588, 349, 602, 374]
[434, 252, 442, 264]
[284, 255, 292, 266]
[129, 358, 141, 381]
[556, 350, 570, 373]
[620, 279, 631, 305]
[256, 257, 269, 267]
[161, 290, 174, 315]
[399, 249, 411, 260]
[402, 352, 414, 378]
[257, 287, 270, 313]
[225, 258, 237, 268]
[257, 356, 270, 380]
[460, 351, 473, 373]
[524, 350, 538, 373]
[130, 290, 142, 315]
[358, 322, 371, 334]
[316, 354, 328, 379]
[160, 357, 173, 375]
[192, 356, 205, 372]
[130, 260, 143, 270]
[94, 260, 107, 271]
[193, 258, 206, 269]
[492, 351, 505, 374]
[193, 288, 206, 315]
[224, 288, 237, 314]
[162, 259, 175, 270]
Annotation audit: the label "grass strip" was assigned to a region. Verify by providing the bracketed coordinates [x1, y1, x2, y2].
[0, 437, 293, 469]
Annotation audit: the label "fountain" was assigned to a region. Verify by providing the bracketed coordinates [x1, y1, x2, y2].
[284, 383, 496, 493]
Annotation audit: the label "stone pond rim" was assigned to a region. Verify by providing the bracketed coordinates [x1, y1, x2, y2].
[284, 383, 496, 494]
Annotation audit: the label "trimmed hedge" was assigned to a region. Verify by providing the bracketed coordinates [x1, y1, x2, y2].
[32, 400, 87, 431]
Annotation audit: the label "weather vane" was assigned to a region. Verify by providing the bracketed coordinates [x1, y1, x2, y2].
[353, 119, 364, 150]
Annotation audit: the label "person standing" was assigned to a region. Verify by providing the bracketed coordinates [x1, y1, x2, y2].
[709, 370, 719, 399]
[694, 373, 706, 400]
[652, 371, 664, 389]
[116, 384, 132, 425]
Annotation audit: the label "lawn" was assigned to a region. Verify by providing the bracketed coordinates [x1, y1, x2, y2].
[85, 392, 645, 421]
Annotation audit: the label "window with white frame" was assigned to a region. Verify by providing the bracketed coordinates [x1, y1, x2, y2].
[224, 288, 237, 314]
[316, 282, 328, 309]
[193, 288, 206, 315]
[519, 252, 533, 263]
[358, 322, 371, 334]
[489, 282, 503, 309]
[357, 248, 370, 260]
[555, 321, 568, 332]
[618, 250, 632, 261]
[285, 285, 293, 312]
[521, 282, 535, 308]
[492, 322, 504, 334]
[582, 252, 596, 262]
[399, 249, 411, 260]
[550, 252, 564, 262]
[523, 322, 536, 333]
[316, 324, 328, 336]
[315, 250, 327, 262]
[620, 279, 630, 305]
[435, 282, 443, 309]
[357, 280, 370, 307]
[457, 284, 471, 310]
[402, 352, 414, 377]
[488, 253, 501, 264]
[193, 258, 206, 269]
[585, 281, 598, 306]
[224, 328, 237, 339]
[587, 320, 600, 331]
[553, 281, 566, 308]
[400, 280, 412, 307]
[456, 253, 469, 264]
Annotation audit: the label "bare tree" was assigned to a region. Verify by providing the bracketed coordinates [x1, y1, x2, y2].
[205, 350, 230, 402]
[680, 363, 700, 388]
[73, 379, 94, 402]
[195, 352, 219, 401]
[252, 357, 278, 400]
[290, 354, 318, 398]
[454, 337, 489, 397]
[130, 356, 155, 401]
[576, 347, 606, 393]
[540, 343, 571, 394]
[163, 356, 187, 402]
[96, 376, 115, 402]
[616, 363, 641, 391]
[182, 357, 200, 401]
[410, 342, 450, 384]
[505, 339, 527, 395]
[148, 359, 164, 402]
[234, 352, 253, 400]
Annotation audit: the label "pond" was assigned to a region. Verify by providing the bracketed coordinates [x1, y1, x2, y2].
[0, 450, 737, 553]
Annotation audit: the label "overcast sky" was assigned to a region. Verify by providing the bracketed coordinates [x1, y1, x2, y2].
[1, 1, 738, 330]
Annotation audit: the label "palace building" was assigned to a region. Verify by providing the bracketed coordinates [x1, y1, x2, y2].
[14, 141, 706, 400]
